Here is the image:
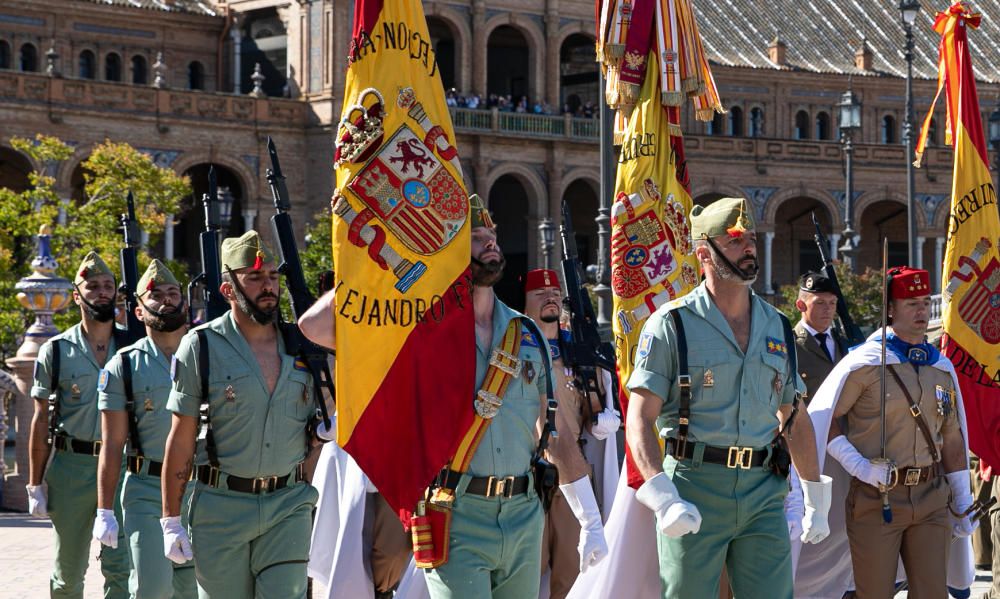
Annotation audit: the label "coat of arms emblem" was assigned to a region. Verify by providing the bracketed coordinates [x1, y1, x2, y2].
[946, 237, 1000, 344]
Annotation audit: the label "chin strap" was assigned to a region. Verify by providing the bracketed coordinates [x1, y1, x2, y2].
[704, 236, 758, 281]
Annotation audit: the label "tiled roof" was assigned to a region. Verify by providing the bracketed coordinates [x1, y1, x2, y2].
[693, 0, 1000, 83]
[75, 0, 217, 17]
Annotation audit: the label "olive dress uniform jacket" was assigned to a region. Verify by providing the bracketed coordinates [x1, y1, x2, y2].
[792, 321, 844, 404]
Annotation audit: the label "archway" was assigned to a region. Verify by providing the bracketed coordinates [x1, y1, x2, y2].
[562, 178, 599, 268]
[487, 26, 530, 103]
[173, 164, 247, 271]
[857, 199, 907, 272]
[772, 197, 835, 288]
[240, 7, 287, 96]
[427, 16, 458, 92]
[0, 147, 32, 193]
[560, 34, 598, 115]
[693, 192, 725, 209]
[489, 174, 530, 310]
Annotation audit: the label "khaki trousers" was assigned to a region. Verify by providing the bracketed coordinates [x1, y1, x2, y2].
[845, 476, 950, 599]
[540, 489, 581, 599]
[366, 492, 411, 593]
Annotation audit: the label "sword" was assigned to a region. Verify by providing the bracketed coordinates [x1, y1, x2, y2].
[872, 237, 897, 523]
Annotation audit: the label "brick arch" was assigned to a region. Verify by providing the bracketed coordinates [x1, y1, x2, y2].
[764, 187, 840, 227]
[556, 23, 594, 49]
[424, 4, 471, 93]
[480, 14, 545, 103]
[172, 153, 258, 203]
[558, 168, 599, 199]
[931, 195, 952, 233]
[0, 142, 37, 193]
[485, 162, 547, 221]
[56, 145, 92, 197]
[854, 191, 920, 229]
[690, 183, 744, 204]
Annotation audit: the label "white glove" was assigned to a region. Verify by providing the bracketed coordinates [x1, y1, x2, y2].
[92, 508, 119, 548]
[590, 408, 621, 441]
[800, 475, 833, 544]
[160, 516, 193, 564]
[559, 476, 609, 572]
[634, 472, 702, 537]
[785, 471, 804, 541]
[315, 416, 336, 442]
[946, 470, 978, 538]
[26, 484, 48, 517]
[827, 435, 893, 488]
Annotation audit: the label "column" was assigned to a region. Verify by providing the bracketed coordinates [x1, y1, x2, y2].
[164, 214, 174, 261]
[230, 25, 242, 93]
[829, 233, 841, 261]
[243, 208, 257, 232]
[935, 236, 945, 289]
[544, 2, 560, 108]
[764, 231, 775, 294]
[915, 235, 925, 269]
[471, 0, 487, 97]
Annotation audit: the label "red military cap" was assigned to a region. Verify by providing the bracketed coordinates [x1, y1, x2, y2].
[524, 269, 560, 292]
[887, 265, 931, 300]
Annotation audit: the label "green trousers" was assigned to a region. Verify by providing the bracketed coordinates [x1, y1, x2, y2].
[121, 470, 196, 599]
[424, 474, 544, 599]
[46, 449, 130, 599]
[188, 480, 318, 599]
[656, 449, 792, 599]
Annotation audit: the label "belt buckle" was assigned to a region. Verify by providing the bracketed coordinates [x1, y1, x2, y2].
[903, 468, 922, 486]
[208, 467, 221, 487]
[489, 347, 522, 378]
[130, 455, 144, 472]
[474, 390, 503, 419]
[92, 440, 103, 456]
[727, 446, 753, 469]
[253, 475, 279, 494]
[486, 475, 517, 498]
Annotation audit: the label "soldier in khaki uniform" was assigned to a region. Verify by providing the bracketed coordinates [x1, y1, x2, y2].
[28, 251, 130, 599]
[93, 260, 196, 599]
[160, 231, 320, 599]
[793, 271, 845, 405]
[523, 268, 614, 599]
[815, 266, 976, 597]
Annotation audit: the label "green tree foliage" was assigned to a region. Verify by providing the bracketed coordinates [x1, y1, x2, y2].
[296, 205, 334, 297]
[0, 135, 191, 361]
[773, 262, 885, 334]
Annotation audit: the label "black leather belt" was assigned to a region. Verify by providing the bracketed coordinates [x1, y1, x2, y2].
[439, 469, 530, 498]
[195, 463, 307, 495]
[126, 455, 163, 477]
[53, 435, 101, 456]
[666, 439, 769, 469]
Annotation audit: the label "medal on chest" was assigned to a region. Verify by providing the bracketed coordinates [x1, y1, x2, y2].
[224, 385, 236, 403]
[702, 369, 714, 388]
[143, 398, 154, 412]
[935, 385, 954, 417]
[70, 383, 81, 396]
[773, 372, 783, 396]
[523, 361, 536, 384]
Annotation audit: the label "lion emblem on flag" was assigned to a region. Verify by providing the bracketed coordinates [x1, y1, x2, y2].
[947, 237, 1000, 344]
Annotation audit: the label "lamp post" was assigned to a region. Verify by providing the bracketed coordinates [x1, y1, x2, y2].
[900, 0, 920, 266]
[538, 217, 555, 270]
[838, 86, 863, 270]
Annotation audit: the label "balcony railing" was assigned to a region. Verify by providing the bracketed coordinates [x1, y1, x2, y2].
[449, 107, 600, 142]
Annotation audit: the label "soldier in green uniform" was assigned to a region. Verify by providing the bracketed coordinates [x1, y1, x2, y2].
[93, 259, 196, 599]
[160, 231, 319, 599]
[27, 251, 130, 599]
[625, 197, 832, 599]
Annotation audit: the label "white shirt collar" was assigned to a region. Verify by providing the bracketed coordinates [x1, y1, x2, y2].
[798, 320, 831, 338]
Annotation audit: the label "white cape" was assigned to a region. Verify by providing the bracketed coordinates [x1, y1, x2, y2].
[789, 329, 975, 599]
[308, 441, 375, 599]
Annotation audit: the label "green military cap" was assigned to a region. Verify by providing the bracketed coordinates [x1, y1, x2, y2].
[690, 197, 755, 240]
[220, 230, 275, 272]
[136, 259, 180, 297]
[74, 251, 115, 286]
[469, 194, 495, 229]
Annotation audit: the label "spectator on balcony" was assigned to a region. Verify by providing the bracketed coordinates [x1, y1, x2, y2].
[516, 96, 528, 113]
[467, 94, 481, 109]
[487, 94, 499, 109]
[446, 89, 458, 108]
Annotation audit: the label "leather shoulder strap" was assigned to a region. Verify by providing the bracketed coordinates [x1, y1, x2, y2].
[196, 329, 219, 468]
[887, 365, 941, 463]
[520, 317, 556, 462]
[120, 351, 143, 457]
[667, 309, 691, 458]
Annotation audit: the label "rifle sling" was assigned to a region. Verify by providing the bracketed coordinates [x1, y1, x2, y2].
[196, 330, 220, 468]
[48, 340, 61, 441]
[121, 351, 144, 458]
[522, 317, 556, 464]
[668, 310, 691, 458]
[887, 365, 941, 464]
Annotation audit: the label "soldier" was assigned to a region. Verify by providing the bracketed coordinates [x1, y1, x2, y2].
[626, 197, 832, 599]
[159, 230, 320, 599]
[26, 251, 130, 599]
[522, 268, 614, 599]
[793, 271, 846, 404]
[92, 259, 196, 599]
[798, 265, 976, 598]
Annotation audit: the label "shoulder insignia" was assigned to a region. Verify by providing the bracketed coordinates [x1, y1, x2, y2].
[293, 358, 309, 372]
[97, 369, 110, 392]
[520, 331, 540, 348]
[637, 331, 654, 359]
[766, 337, 788, 357]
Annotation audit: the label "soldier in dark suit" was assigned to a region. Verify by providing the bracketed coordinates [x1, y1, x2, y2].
[793, 272, 845, 404]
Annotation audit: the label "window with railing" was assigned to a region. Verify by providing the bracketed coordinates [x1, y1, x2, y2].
[750, 107, 765, 137]
[0, 40, 10, 70]
[815, 111, 831, 140]
[132, 55, 147, 85]
[105, 53, 122, 82]
[79, 50, 95, 79]
[729, 106, 744, 137]
[794, 110, 810, 140]
[881, 115, 896, 144]
[188, 61, 204, 90]
[19, 43, 37, 72]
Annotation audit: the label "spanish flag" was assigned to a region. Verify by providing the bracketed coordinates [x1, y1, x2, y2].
[917, 3, 1000, 469]
[332, 0, 474, 517]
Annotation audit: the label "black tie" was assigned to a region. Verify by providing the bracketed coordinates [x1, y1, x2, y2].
[815, 332, 834, 362]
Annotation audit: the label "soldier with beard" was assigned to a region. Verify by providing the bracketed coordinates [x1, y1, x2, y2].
[626, 197, 831, 599]
[93, 259, 196, 599]
[27, 251, 131, 599]
[160, 231, 319, 599]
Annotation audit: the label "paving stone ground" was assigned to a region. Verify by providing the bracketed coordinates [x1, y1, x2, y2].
[0, 511, 990, 598]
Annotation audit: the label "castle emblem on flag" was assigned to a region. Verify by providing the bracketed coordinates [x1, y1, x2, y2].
[947, 237, 1000, 344]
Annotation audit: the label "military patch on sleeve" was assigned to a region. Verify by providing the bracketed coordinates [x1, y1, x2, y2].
[294, 358, 309, 372]
[97, 369, 110, 392]
[170, 355, 178, 381]
[637, 331, 654, 359]
[766, 337, 787, 357]
[520, 331, 540, 348]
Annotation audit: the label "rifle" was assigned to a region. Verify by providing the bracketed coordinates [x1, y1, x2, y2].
[558, 201, 620, 423]
[119, 191, 145, 344]
[187, 166, 228, 324]
[811, 212, 865, 349]
[266, 137, 334, 431]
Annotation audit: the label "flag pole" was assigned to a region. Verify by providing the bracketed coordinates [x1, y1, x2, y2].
[594, 68, 615, 336]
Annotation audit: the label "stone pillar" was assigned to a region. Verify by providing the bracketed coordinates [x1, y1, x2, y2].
[764, 231, 775, 294]
[4, 226, 73, 512]
[829, 233, 841, 261]
[230, 24, 242, 94]
[544, 1, 560, 108]
[935, 236, 945, 288]
[164, 214, 175, 261]
[915, 235, 926, 269]
[243, 208, 258, 232]
[471, 0, 487, 98]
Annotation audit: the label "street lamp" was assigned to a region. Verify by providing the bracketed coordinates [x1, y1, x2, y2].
[838, 86, 863, 270]
[900, 0, 920, 266]
[538, 217, 555, 270]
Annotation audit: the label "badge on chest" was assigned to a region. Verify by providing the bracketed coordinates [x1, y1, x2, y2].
[523, 361, 536, 384]
[935, 385, 955, 417]
[224, 385, 236, 403]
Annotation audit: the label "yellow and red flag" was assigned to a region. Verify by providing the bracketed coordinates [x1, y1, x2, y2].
[916, 3, 1000, 468]
[332, 0, 474, 517]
